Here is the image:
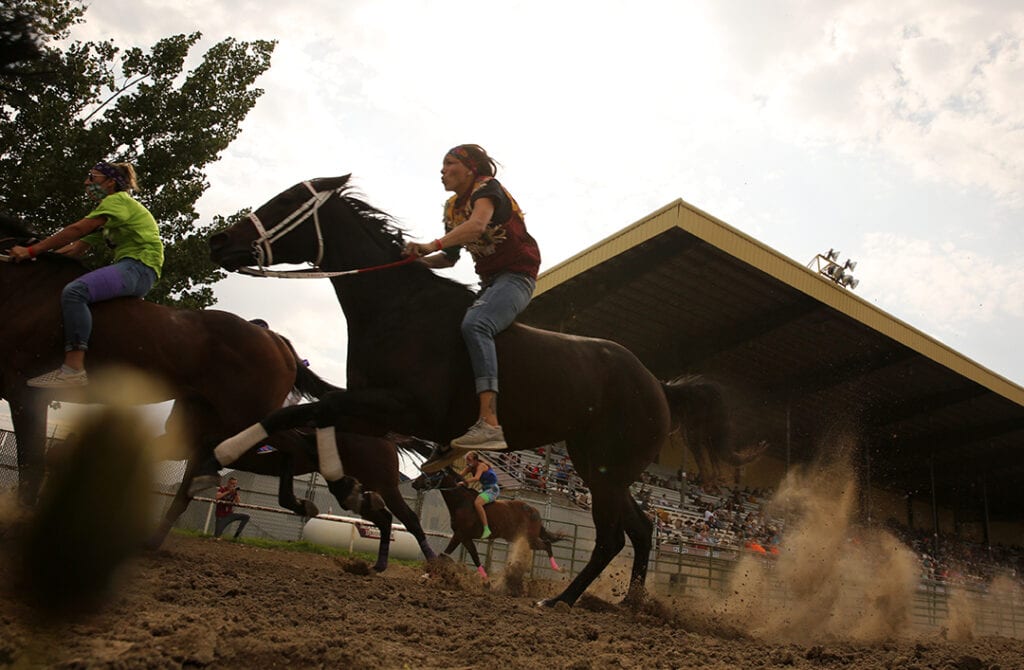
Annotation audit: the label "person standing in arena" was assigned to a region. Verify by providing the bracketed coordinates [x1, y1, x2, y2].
[214, 477, 250, 540]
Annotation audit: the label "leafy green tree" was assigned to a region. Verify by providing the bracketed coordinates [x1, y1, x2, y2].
[0, 0, 275, 308]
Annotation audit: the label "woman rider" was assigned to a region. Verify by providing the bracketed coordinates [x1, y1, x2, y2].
[9, 161, 163, 388]
[405, 144, 540, 472]
[458, 451, 500, 539]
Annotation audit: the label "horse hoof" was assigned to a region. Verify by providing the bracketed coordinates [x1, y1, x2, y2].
[300, 499, 320, 517]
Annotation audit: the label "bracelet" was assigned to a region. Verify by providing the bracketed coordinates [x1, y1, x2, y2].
[27, 246, 36, 259]
[433, 238, 443, 251]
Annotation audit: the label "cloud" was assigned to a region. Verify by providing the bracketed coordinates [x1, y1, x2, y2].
[859, 232, 1024, 335]
[713, 0, 1024, 204]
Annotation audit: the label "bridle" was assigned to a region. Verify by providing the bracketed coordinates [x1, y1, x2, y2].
[414, 469, 462, 492]
[238, 180, 415, 279]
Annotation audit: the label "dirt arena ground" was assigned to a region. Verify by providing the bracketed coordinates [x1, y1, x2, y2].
[1, 531, 1022, 670]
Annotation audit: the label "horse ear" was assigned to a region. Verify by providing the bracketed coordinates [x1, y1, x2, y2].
[310, 175, 352, 192]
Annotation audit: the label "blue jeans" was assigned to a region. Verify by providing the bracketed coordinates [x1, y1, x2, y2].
[214, 513, 250, 538]
[61, 258, 157, 352]
[461, 272, 535, 394]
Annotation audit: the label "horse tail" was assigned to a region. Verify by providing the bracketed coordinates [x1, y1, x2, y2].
[660, 374, 768, 467]
[274, 333, 343, 400]
[540, 526, 569, 545]
[387, 433, 439, 460]
[293, 359, 342, 400]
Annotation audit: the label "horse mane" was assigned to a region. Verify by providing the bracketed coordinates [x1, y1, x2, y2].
[0, 210, 85, 269]
[0, 210, 38, 240]
[329, 178, 476, 297]
[331, 182, 408, 256]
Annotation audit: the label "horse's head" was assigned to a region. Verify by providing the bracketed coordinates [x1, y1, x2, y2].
[0, 211, 41, 254]
[209, 175, 406, 273]
[411, 466, 460, 492]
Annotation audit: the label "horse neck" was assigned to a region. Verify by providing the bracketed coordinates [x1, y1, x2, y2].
[438, 482, 475, 512]
[327, 262, 473, 343]
[0, 257, 81, 310]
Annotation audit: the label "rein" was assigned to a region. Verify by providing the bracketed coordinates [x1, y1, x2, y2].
[416, 471, 464, 493]
[238, 180, 417, 279]
[236, 255, 416, 279]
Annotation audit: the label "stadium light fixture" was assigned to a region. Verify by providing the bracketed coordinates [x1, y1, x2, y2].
[807, 249, 860, 290]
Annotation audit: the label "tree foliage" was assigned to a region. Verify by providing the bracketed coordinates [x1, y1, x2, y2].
[0, 0, 275, 308]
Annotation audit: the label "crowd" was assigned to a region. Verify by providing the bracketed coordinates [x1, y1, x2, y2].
[884, 519, 1023, 586]
[485, 446, 1023, 586]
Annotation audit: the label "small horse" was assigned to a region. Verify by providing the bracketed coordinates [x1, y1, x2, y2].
[231, 428, 437, 571]
[0, 215, 362, 548]
[208, 175, 764, 607]
[413, 466, 563, 580]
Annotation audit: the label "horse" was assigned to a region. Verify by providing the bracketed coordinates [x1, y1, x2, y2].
[0, 214, 366, 548]
[412, 466, 563, 581]
[207, 175, 761, 607]
[231, 427, 437, 571]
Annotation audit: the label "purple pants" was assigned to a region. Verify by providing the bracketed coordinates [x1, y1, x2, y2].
[61, 258, 156, 351]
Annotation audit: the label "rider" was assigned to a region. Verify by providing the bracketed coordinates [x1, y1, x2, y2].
[458, 451, 500, 539]
[404, 144, 540, 468]
[9, 160, 163, 388]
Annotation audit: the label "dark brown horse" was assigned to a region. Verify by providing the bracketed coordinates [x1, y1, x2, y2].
[412, 466, 563, 581]
[235, 427, 437, 571]
[0, 215, 364, 548]
[207, 175, 758, 607]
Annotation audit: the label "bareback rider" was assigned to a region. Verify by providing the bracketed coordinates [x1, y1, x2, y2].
[404, 144, 540, 473]
[9, 161, 163, 388]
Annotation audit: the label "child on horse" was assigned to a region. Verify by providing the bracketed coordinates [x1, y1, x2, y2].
[457, 451, 500, 539]
[404, 144, 540, 469]
[9, 161, 163, 388]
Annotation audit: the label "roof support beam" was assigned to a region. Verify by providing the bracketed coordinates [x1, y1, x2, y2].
[671, 297, 820, 370]
[771, 346, 916, 401]
[867, 385, 989, 427]
[523, 230, 697, 332]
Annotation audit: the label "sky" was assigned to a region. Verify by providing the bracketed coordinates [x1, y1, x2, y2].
[3, 0, 1023, 435]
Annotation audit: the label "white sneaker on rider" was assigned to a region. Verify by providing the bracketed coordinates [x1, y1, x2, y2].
[450, 418, 507, 451]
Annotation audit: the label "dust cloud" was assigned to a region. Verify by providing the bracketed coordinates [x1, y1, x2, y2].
[712, 443, 921, 643]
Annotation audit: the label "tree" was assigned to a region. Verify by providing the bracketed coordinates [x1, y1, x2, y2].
[0, 0, 275, 308]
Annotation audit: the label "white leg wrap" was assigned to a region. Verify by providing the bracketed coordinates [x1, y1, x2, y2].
[214, 424, 269, 465]
[317, 426, 344, 481]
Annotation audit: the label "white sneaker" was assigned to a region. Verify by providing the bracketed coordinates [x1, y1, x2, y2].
[450, 419, 507, 451]
[28, 366, 89, 388]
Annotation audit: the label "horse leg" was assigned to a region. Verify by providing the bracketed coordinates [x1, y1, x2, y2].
[145, 457, 200, 550]
[276, 452, 319, 517]
[621, 493, 654, 605]
[9, 394, 48, 505]
[462, 538, 488, 581]
[325, 476, 363, 514]
[358, 501, 393, 572]
[379, 488, 437, 561]
[539, 484, 625, 607]
[537, 527, 563, 572]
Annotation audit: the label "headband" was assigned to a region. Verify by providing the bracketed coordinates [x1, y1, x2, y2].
[447, 145, 480, 173]
[93, 161, 129, 190]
